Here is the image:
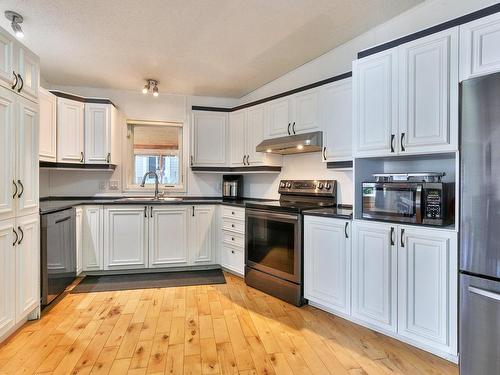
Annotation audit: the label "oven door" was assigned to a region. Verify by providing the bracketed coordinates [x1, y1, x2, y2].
[245, 208, 301, 284]
[362, 182, 422, 223]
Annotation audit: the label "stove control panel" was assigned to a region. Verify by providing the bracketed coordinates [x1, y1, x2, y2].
[278, 179, 337, 197]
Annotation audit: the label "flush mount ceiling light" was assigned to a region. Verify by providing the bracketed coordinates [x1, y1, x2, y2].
[5, 11, 24, 38]
[142, 79, 159, 97]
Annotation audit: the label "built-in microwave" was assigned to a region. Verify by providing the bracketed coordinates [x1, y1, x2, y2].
[362, 173, 454, 226]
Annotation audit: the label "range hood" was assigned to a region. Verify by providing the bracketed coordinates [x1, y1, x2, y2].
[256, 131, 323, 155]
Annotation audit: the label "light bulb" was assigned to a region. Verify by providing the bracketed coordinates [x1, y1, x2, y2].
[11, 20, 23, 38]
[142, 85, 148, 94]
[153, 86, 159, 97]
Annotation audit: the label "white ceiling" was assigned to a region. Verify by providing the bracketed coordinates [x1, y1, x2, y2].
[0, 0, 423, 97]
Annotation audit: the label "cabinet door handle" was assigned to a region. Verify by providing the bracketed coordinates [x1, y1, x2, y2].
[390, 134, 395, 153]
[144, 206, 147, 218]
[17, 180, 23, 198]
[17, 226, 24, 245]
[400, 228, 405, 247]
[292, 122, 296, 134]
[80, 152, 84, 163]
[17, 74, 23, 93]
[246, 155, 250, 165]
[400, 133, 406, 152]
[150, 206, 153, 218]
[106, 153, 111, 163]
[390, 227, 395, 246]
[322, 147, 327, 161]
[12, 180, 17, 199]
[11, 71, 18, 90]
[242, 155, 246, 165]
[287, 123, 291, 135]
[12, 228, 18, 246]
[344, 222, 349, 238]
[190, 155, 194, 166]
[192, 206, 195, 217]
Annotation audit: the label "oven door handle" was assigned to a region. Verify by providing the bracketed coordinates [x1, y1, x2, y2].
[247, 210, 299, 221]
[415, 184, 423, 223]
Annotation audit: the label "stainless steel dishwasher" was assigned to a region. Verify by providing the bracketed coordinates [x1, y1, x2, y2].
[40, 208, 76, 307]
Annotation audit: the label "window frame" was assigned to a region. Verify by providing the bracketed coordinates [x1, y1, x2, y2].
[124, 119, 185, 193]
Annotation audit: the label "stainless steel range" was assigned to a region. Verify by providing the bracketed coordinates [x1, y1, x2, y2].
[245, 179, 337, 306]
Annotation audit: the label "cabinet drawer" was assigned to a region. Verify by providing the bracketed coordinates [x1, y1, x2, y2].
[222, 206, 245, 221]
[221, 244, 244, 275]
[222, 218, 245, 234]
[222, 231, 245, 248]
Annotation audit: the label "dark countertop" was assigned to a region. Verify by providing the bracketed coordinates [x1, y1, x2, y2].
[39, 196, 267, 215]
[302, 206, 353, 220]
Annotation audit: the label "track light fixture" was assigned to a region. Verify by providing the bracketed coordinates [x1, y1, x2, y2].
[142, 79, 159, 97]
[5, 11, 24, 38]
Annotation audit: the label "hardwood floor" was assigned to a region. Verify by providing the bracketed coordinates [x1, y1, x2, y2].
[0, 272, 458, 375]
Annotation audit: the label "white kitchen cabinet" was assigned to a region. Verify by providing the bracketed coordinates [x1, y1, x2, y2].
[398, 226, 457, 355]
[15, 45, 39, 102]
[353, 49, 398, 157]
[16, 96, 39, 218]
[82, 205, 103, 271]
[320, 79, 352, 162]
[104, 206, 148, 270]
[0, 86, 16, 222]
[460, 12, 500, 81]
[0, 218, 15, 339]
[229, 110, 246, 167]
[352, 220, 397, 333]
[85, 103, 113, 164]
[57, 97, 84, 164]
[75, 207, 83, 276]
[191, 111, 227, 167]
[0, 29, 14, 92]
[191, 205, 216, 264]
[221, 244, 244, 275]
[267, 97, 290, 138]
[304, 216, 351, 316]
[38, 88, 57, 162]
[14, 214, 39, 322]
[291, 88, 320, 134]
[398, 28, 458, 154]
[149, 206, 189, 267]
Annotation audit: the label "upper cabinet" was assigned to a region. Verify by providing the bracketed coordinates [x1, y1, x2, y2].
[460, 12, 500, 81]
[191, 111, 228, 167]
[84, 103, 116, 164]
[229, 110, 246, 167]
[57, 97, 85, 164]
[353, 27, 458, 157]
[38, 88, 57, 162]
[320, 78, 352, 162]
[266, 97, 290, 138]
[0, 28, 39, 102]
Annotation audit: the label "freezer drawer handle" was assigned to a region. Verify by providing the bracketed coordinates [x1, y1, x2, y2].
[469, 286, 500, 302]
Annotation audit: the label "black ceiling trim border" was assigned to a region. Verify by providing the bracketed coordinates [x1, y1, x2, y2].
[50, 90, 117, 107]
[358, 3, 500, 59]
[192, 71, 352, 113]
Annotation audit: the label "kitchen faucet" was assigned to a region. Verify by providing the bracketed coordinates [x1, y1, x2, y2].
[140, 171, 161, 200]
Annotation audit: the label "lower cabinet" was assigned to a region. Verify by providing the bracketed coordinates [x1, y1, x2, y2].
[82, 205, 103, 272]
[304, 216, 351, 316]
[0, 214, 39, 341]
[220, 205, 245, 275]
[191, 205, 216, 264]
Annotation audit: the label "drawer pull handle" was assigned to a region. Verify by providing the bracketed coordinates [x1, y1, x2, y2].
[231, 237, 235, 241]
[469, 286, 500, 301]
[231, 250, 235, 254]
[231, 211, 235, 215]
[231, 224, 235, 228]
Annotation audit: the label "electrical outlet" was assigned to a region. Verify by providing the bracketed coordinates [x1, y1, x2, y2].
[98, 181, 107, 191]
[109, 180, 119, 190]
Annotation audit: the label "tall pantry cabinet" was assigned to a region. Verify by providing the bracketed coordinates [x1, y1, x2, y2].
[0, 26, 40, 343]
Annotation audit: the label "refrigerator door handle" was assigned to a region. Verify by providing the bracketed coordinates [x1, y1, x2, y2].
[469, 286, 500, 302]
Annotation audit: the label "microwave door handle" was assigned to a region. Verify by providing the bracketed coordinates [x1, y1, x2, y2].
[415, 185, 423, 223]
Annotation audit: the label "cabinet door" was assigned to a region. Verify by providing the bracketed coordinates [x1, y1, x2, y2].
[398, 226, 457, 353]
[16, 96, 39, 217]
[352, 221, 397, 332]
[246, 105, 266, 165]
[85, 103, 111, 164]
[0, 219, 15, 338]
[229, 110, 246, 167]
[304, 216, 351, 316]
[291, 88, 320, 134]
[16, 45, 39, 102]
[191, 205, 215, 264]
[399, 28, 458, 154]
[104, 206, 148, 270]
[38, 88, 57, 162]
[321, 79, 352, 162]
[353, 49, 398, 157]
[0, 86, 16, 222]
[0, 29, 14, 90]
[75, 207, 83, 276]
[57, 98, 84, 164]
[15, 214, 39, 322]
[192, 111, 227, 166]
[149, 206, 189, 267]
[460, 12, 500, 81]
[267, 98, 290, 138]
[82, 205, 103, 271]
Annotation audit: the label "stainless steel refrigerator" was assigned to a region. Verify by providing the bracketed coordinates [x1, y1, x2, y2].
[460, 72, 500, 374]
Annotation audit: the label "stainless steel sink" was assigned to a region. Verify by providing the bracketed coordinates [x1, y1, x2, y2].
[117, 197, 183, 202]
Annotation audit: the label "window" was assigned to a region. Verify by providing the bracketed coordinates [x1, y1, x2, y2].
[126, 120, 184, 190]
